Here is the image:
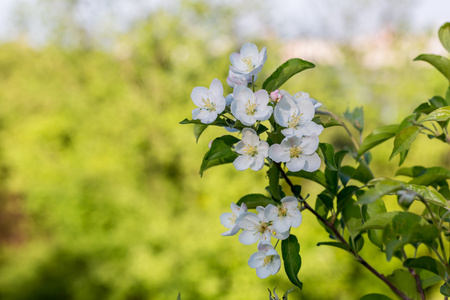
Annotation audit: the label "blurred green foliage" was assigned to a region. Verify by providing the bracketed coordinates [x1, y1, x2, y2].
[0, 3, 448, 300]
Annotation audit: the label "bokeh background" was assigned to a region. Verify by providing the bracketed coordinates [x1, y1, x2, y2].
[0, 0, 449, 299]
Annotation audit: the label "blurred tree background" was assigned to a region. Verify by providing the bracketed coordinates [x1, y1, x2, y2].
[0, 0, 449, 299]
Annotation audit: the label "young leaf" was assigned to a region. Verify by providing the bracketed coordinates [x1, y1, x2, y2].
[194, 124, 208, 143]
[404, 257, 446, 278]
[387, 269, 421, 300]
[268, 163, 281, 201]
[414, 54, 450, 82]
[360, 294, 392, 300]
[236, 194, 278, 209]
[403, 184, 449, 208]
[409, 166, 450, 186]
[317, 241, 350, 252]
[358, 124, 398, 157]
[281, 235, 303, 290]
[287, 169, 327, 188]
[318, 143, 337, 171]
[200, 135, 240, 176]
[438, 22, 450, 53]
[344, 107, 364, 133]
[395, 166, 426, 178]
[389, 126, 420, 160]
[419, 106, 450, 123]
[342, 200, 363, 239]
[263, 58, 315, 92]
[357, 180, 404, 205]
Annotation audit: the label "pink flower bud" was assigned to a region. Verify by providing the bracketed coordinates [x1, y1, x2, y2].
[270, 89, 282, 103]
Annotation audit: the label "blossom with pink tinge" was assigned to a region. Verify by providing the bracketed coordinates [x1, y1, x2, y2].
[248, 242, 281, 279]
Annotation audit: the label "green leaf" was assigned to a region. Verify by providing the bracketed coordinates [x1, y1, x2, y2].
[344, 106, 364, 133]
[404, 257, 445, 278]
[318, 143, 337, 171]
[236, 194, 278, 209]
[287, 170, 327, 188]
[359, 294, 392, 300]
[262, 58, 315, 92]
[281, 235, 303, 290]
[317, 193, 333, 211]
[441, 282, 450, 297]
[268, 164, 281, 201]
[357, 180, 404, 205]
[342, 200, 363, 239]
[403, 184, 449, 208]
[358, 124, 398, 157]
[387, 269, 420, 300]
[200, 135, 240, 176]
[363, 199, 387, 250]
[409, 166, 450, 186]
[420, 106, 450, 123]
[180, 118, 229, 127]
[429, 95, 448, 108]
[419, 270, 442, 289]
[194, 124, 207, 143]
[438, 22, 450, 53]
[352, 162, 375, 184]
[389, 126, 420, 160]
[339, 166, 355, 186]
[317, 241, 350, 252]
[337, 185, 359, 213]
[414, 54, 450, 82]
[395, 166, 426, 178]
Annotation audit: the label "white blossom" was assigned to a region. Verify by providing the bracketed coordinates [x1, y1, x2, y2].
[293, 91, 322, 109]
[233, 128, 269, 171]
[248, 242, 281, 279]
[226, 69, 253, 88]
[237, 206, 289, 245]
[274, 91, 323, 137]
[268, 135, 321, 172]
[191, 78, 226, 124]
[265, 196, 302, 233]
[231, 85, 273, 126]
[230, 43, 267, 77]
[220, 202, 248, 236]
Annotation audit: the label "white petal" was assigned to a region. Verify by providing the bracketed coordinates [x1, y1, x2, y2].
[248, 252, 266, 268]
[268, 144, 290, 163]
[302, 121, 324, 137]
[258, 242, 274, 252]
[267, 256, 281, 275]
[241, 128, 258, 145]
[273, 217, 291, 233]
[221, 225, 241, 236]
[303, 152, 321, 172]
[289, 210, 303, 228]
[256, 266, 271, 279]
[241, 43, 259, 59]
[235, 141, 245, 155]
[296, 100, 315, 121]
[209, 78, 223, 99]
[191, 86, 209, 106]
[255, 106, 273, 122]
[214, 97, 226, 114]
[254, 89, 269, 106]
[258, 141, 269, 156]
[225, 94, 234, 106]
[239, 229, 259, 245]
[192, 108, 210, 123]
[202, 111, 218, 124]
[237, 212, 259, 229]
[282, 196, 298, 209]
[301, 134, 320, 154]
[264, 204, 279, 222]
[286, 157, 306, 172]
[272, 228, 290, 240]
[220, 212, 235, 229]
[250, 155, 265, 171]
[233, 155, 253, 171]
[230, 53, 246, 73]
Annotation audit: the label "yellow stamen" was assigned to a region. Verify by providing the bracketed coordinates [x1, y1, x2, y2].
[245, 99, 257, 115]
[290, 146, 303, 158]
[242, 56, 254, 69]
[201, 97, 216, 112]
[243, 144, 258, 157]
[263, 255, 273, 267]
[288, 113, 303, 129]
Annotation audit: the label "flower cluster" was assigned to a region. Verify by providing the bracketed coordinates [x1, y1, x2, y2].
[220, 197, 302, 278]
[189, 42, 324, 279]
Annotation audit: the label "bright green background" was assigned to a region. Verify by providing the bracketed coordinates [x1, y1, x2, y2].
[0, 3, 449, 300]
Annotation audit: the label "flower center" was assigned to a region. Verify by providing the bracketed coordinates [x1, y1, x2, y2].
[290, 146, 303, 158]
[228, 214, 237, 224]
[201, 97, 216, 112]
[242, 56, 254, 70]
[263, 255, 274, 267]
[288, 113, 303, 129]
[243, 144, 258, 157]
[278, 205, 288, 217]
[258, 222, 269, 234]
[245, 99, 257, 115]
